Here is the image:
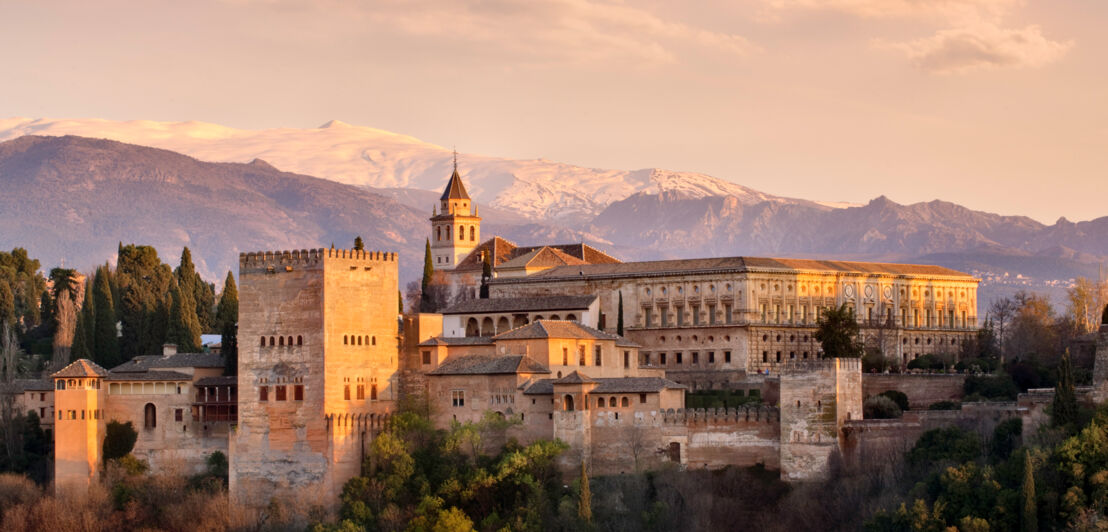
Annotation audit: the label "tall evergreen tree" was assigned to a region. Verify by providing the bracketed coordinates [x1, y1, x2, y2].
[1022, 451, 1037, 532]
[420, 239, 434, 312]
[815, 304, 864, 358]
[117, 244, 174, 360]
[92, 266, 121, 368]
[1052, 349, 1078, 428]
[578, 461, 592, 525]
[354, 236, 365, 251]
[479, 252, 492, 299]
[167, 281, 202, 353]
[216, 272, 238, 375]
[0, 280, 14, 327]
[71, 277, 94, 360]
[617, 292, 624, 336]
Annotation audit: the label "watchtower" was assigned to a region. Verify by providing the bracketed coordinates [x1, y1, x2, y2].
[52, 359, 109, 493]
[778, 358, 862, 481]
[230, 247, 399, 505]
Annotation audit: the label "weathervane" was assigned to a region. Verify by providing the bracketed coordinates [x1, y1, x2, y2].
[453, 146, 458, 172]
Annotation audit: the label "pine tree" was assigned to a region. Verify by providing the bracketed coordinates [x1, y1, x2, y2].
[1022, 451, 1037, 532]
[578, 461, 592, 525]
[216, 272, 238, 376]
[117, 244, 174, 361]
[354, 236, 365, 251]
[166, 281, 202, 353]
[617, 292, 624, 336]
[1052, 349, 1078, 428]
[92, 266, 120, 368]
[420, 239, 434, 312]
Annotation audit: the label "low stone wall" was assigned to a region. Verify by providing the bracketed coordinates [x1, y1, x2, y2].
[862, 373, 965, 409]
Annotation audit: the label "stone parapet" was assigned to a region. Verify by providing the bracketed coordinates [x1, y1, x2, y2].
[239, 248, 397, 273]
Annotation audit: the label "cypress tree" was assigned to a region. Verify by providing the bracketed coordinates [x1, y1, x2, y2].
[420, 239, 434, 312]
[93, 266, 121, 368]
[1053, 349, 1078, 428]
[1022, 451, 1037, 532]
[617, 292, 624, 336]
[480, 252, 492, 299]
[354, 236, 364, 251]
[578, 461, 592, 525]
[0, 280, 14, 326]
[72, 277, 94, 360]
[167, 281, 202, 353]
[117, 245, 174, 360]
[216, 272, 238, 376]
[398, 291, 403, 314]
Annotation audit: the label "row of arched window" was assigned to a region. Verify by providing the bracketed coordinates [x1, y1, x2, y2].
[435, 225, 477, 242]
[343, 335, 376, 346]
[261, 336, 303, 347]
[59, 408, 103, 421]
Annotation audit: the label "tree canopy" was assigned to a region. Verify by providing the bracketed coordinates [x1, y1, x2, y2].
[815, 304, 863, 358]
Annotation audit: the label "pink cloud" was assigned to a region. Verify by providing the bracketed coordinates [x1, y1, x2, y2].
[891, 22, 1073, 74]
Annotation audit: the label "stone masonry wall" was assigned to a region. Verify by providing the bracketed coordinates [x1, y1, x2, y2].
[862, 374, 965, 409]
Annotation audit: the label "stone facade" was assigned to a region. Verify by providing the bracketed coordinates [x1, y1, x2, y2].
[230, 248, 398, 505]
[862, 373, 966, 409]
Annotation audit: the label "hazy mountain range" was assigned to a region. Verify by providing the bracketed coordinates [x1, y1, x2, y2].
[0, 118, 1105, 305]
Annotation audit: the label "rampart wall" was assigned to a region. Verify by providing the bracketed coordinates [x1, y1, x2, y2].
[862, 373, 966, 409]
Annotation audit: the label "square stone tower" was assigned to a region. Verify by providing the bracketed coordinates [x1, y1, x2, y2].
[778, 358, 862, 481]
[230, 248, 399, 505]
[52, 359, 109, 493]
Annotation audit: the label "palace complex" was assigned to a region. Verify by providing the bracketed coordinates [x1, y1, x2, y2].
[25, 164, 1082, 506]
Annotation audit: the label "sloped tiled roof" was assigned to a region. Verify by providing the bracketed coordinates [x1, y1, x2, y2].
[440, 169, 471, 200]
[110, 352, 224, 373]
[493, 256, 974, 283]
[440, 295, 596, 315]
[498, 247, 587, 270]
[418, 336, 495, 347]
[52, 359, 109, 378]
[524, 376, 685, 395]
[554, 370, 595, 384]
[106, 370, 193, 382]
[428, 354, 551, 375]
[195, 376, 238, 387]
[454, 238, 620, 272]
[0, 378, 53, 394]
[493, 320, 640, 347]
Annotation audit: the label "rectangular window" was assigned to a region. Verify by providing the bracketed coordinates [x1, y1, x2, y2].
[708, 351, 715, 363]
[639, 393, 647, 404]
[562, 347, 568, 365]
[276, 385, 287, 401]
[623, 351, 630, 369]
[175, 409, 183, 422]
[294, 385, 304, 400]
[725, 304, 733, 324]
[676, 352, 683, 364]
[451, 390, 465, 407]
[677, 306, 684, 326]
[708, 304, 716, 325]
[760, 303, 767, 323]
[371, 384, 378, 400]
[594, 346, 602, 366]
[660, 352, 667, 365]
[259, 386, 269, 401]
[422, 350, 431, 364]
[692, 352, 699, 364]
[578, 346, 586, 366]
[344, 385, 350, 401]
[661, 307, 669, 327]
[642, 352, 650, 365]
[692, 305, 701, 326]
[645, 307, 653, 327]
[356, 384, 365, 400]
[725, 351, 732, 363]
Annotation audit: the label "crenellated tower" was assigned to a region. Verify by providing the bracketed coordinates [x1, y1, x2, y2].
[430, 155, 480, 270]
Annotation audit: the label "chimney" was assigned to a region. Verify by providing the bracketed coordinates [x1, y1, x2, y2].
[162, 344, 177, 357]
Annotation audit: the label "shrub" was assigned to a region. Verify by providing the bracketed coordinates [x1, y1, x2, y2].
[955, 357, 999, 373]
[102, 420, 138, 462]
[864, 396, 902, 419]
[963, 374, 1019, 400]
[989, 418, 1022, 461]
[878, 390, 910, 411]
[0, 473, 39, 520]
[907, 354, 946, 371]
[928, 401, 961, 411]
[907, 427, 981, 468]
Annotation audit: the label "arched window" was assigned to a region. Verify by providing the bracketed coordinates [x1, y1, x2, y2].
[279, 336, 285, 346]
[446, 226, 451, 240]
[269, 336, 275, 347]
[621, 397, 629, 407]
[371, 336, 376, 346]
[144, 403, 157, 429]
[297, 336, 303, 346]
[357, 336, 362, 346]
[343, 335, 348, 345]
[564, 394, 575, 411]
[470, 226, 476, 241]
[260, 337, 266, 347]
[497, 317, 510, 333]
[436, 227, 441, 241]
[481, 317, 494, 336]
[549, 314, 560, 320]
[610, 396, 617, 407]
[459, 226, 465, 240]
[287, 336, 293, 346]
[566, 314, 577, 322]
[56, 380, 65, 391]
[466, 318, 480, 337]
[598, 397, 605, 408]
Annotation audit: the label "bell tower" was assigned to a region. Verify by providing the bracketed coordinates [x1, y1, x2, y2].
[430, 152, 481, 270]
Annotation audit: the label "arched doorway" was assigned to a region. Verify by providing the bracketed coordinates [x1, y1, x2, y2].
[564, 394, 575, 411]
[465, 318, 480, 337]
[481, 317, 495, 336]
[144, 403, 157, 429]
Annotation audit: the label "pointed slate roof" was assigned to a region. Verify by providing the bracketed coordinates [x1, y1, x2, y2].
[52, 359, 110, 378]
[440, 169, 471, 200]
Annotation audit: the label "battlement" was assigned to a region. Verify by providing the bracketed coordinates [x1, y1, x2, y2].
[239, 248, 398, 273]
[657, 406, 780, 425]
[781, 357, 861, 375]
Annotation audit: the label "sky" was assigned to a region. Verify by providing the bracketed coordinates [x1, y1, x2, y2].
[0, 0, 1104, 224]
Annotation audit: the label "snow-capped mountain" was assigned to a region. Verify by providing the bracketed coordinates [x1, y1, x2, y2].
[0, 118, 824, 221]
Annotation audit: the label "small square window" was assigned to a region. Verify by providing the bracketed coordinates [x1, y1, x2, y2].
[294, 385, 304, 401]
[175, 409, 183, 422]
[259, 386, 269, 401]
[276, 385, 287, 401]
